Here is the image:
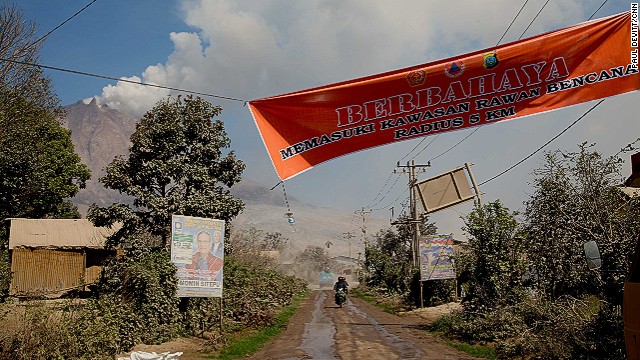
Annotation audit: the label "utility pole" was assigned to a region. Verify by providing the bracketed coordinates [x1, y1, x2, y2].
[343, 231, 355, 258]
[354, 207, 371, 248]
[394, 160, 430, 267]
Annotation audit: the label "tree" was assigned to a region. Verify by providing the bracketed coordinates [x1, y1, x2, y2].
[363, 215, 439, 303]
[0, 3, 90, 298]
[0, 96, 91, 220]
[296, 245, 332, 273]
[0, 3, 59, 112]
[458, 200, 527, 311]
[524, 143, 640, 303]
[88, 95, 245, 248]
[0, 3, 90, 222]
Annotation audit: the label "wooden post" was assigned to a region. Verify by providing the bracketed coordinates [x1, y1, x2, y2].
[219, 297, 223, 334]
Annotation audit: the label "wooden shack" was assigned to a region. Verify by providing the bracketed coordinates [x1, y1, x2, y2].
[8, 218, 119, 298]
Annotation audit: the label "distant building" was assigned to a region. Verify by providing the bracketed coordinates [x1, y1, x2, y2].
[7, 218, 120, 298]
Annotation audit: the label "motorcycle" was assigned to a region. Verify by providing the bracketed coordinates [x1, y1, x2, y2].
[335, 287, 347, 307]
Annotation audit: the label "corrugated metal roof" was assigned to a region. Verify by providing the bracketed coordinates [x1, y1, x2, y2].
[8, 218, 120, 249]
[618, 186, 640, 198]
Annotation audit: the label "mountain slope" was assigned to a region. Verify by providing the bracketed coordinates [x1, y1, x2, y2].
[62, 101, 389, 255]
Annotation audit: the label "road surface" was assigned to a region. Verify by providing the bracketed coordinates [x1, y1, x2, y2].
[246, 290, 482, 360]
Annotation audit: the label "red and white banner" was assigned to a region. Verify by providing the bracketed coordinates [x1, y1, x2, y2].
[249, 12, 639, 180]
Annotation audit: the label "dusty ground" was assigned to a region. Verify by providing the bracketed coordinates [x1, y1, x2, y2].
[117, 291, 474, 360]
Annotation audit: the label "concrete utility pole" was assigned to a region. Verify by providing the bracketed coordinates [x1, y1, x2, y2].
[354, 207, 372, 248]
[394, 160, 430, 267]
[343, 231, 355, 258]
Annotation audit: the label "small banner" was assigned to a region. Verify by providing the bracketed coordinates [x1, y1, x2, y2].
[419, 235, 456, 281]
[249, 12, 639, 180]
[171, 215, 225, 297]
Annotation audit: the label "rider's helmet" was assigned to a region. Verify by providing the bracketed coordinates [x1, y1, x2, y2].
[338, 276, 346, 281]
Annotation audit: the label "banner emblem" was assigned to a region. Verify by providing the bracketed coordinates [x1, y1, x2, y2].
[483, 51, 499, 69]
[444, 61, 465, 77]
[406, 69, 427, 86]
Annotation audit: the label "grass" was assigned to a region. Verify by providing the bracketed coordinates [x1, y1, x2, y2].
[212, 291, 309, 360]
[350, 288, 398, 315]
[442, 339, 497, 359]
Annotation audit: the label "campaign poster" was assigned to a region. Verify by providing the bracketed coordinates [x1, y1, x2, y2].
[419, 235, 456, 281]
[171, 215, 225, 297]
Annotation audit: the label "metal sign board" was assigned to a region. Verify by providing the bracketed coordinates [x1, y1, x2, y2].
[415, 165, 476, 214]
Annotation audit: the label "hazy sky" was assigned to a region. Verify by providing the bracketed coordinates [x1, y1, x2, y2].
[19, 0, 639, 239]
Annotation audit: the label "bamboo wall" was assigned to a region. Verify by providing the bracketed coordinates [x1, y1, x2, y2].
[10, 248, 85, 297]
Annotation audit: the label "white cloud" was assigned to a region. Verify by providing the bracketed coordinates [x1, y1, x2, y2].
[93, 0, 598, 116]
[88, 0, 638, 239]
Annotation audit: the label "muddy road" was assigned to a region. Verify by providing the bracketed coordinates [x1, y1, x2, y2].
[246, 290, 482, 360]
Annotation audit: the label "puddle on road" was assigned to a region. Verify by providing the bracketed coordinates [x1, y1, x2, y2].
[296, 291, 339, 359]
[346, 301, 424, 359]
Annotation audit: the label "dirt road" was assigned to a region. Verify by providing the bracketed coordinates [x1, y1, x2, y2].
[246, 290, 482, 360]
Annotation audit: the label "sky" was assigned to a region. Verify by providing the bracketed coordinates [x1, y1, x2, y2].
[18, 0, 640, 240]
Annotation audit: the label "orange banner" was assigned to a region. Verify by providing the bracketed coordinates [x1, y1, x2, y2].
[249, 12, 639, 180]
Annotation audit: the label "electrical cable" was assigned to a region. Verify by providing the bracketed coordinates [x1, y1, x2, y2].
[398, 136, 429, 163]
[496, 0, 531, 46]
[410, 134, 439, 161]
[31, 0, 98, 47]
[518, 0, 551, 39]
[478, 99, 605, 186]
[588, 0, 609, 21]
[361, 0, 535, 213]
[428, 129, 479, 163]
[367, 175, 403, 210]
[0, 57, 247, 103]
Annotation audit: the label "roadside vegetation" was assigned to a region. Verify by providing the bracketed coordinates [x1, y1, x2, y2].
[0, 5, 308, 357]
[362, 142, 640, 359]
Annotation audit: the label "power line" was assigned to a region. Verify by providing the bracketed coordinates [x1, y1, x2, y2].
[496, 0, 531, 46]
[367, 174, 403, 210]
[588, 0, 609, 21]
[411, 134, 439, 161]
[31, 0, 99, 47]
[417, 0, 609, 177]
[428, 129, 479, 163]
[398, 136, 429, 163]
[518, 0, 551, 39]
[361, 0, 532, 211]
[478, 99, 605, 186]
[0, 57, 247, 103]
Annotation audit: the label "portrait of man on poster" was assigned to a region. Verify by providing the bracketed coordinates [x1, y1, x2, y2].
[185, 231, 222, 273]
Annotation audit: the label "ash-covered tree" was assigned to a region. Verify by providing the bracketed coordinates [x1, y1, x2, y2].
[524, 143, 640, 304]
[363, 214, 440, 304]
[88, 95, 245, 248]
[458, 200, 527, 311]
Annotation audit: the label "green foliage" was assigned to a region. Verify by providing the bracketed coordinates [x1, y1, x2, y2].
[362, 215, 441, 306]
[458, 200, 527, 311]
[96, 249, 183, 344]
[0, 4, 90, 300]
[525, 143, 640, 303]
[0, 96, 90, 220]
[88, 95, 245, 248]
[434, 144, 638, 359]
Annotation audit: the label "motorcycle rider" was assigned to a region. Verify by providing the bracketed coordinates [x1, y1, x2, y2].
[334, 276, 349, 292]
